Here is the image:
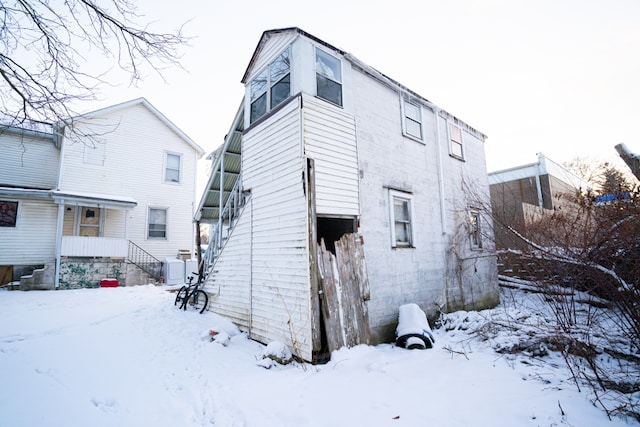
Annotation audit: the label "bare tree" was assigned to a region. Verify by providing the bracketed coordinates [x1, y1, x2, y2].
[1, 0, 188, 127]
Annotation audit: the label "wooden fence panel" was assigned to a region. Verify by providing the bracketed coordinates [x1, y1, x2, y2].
[316, 233, 370, 353]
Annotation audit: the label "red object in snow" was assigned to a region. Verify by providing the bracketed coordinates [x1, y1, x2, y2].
[100, 279, 119, 288]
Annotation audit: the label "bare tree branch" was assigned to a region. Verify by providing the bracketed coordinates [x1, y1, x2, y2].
[0, 0, 189, 129]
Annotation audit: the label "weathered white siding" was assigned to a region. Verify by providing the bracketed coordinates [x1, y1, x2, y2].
[244, 31, 298, 84]
[351, 68, 498, 343]
[59, 103, 199, 260]
[0, 198, 57, 265]
[242, 97, 313, 360]
[302, 94, 359, 216]
[204, 198, 252, 329]
[0, 132, 59, 189]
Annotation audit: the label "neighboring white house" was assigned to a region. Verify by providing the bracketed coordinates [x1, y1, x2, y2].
[0, 98, 205, 289]
[195, 28, 499, 362]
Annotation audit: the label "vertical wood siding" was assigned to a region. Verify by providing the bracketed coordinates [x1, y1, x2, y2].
[302, 94, 360, 216]
[243, 97, 313, 360]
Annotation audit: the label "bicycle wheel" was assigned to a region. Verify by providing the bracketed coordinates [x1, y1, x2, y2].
[186, 289, 208, 314]
[174, 286, 188, 307]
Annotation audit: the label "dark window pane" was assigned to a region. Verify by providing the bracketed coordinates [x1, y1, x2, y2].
[250, 93, 267, 123]
[270, 74, 290, 109]
[316, 75, 342, 106]
[0, 201, 18, 227]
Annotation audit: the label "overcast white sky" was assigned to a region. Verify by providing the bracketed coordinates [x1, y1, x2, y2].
[79, 0, 640, 173]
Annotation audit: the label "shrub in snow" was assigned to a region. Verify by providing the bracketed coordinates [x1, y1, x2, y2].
[395, 303, 435, 350]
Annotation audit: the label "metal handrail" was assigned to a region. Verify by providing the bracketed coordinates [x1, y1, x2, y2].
[201, 176, 246, 274]
[128, 241, 164, 281]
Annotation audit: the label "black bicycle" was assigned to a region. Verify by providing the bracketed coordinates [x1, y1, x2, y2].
[174, 272, 208, 314]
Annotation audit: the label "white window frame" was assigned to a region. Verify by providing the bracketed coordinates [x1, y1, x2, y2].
[448, 123, 464, 160]
[315, 47, 343, 107]
[148, 207, 168, 240]
[74, 206, 104, 237]
[401, 98, 423, 141]
[249, 46, 291, 124]
[164, 152, 182, 184]
[83, 141, 106, 166]
[0, 200, 19, 227]
[469, 210, 483, 250]
[389, 190, 414, 248]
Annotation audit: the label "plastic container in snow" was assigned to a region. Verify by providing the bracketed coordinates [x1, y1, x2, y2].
[99, 279, 119, 288]
[395, 303, 435, 349]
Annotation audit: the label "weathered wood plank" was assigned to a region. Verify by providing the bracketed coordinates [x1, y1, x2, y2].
[316, 233, 371, 353]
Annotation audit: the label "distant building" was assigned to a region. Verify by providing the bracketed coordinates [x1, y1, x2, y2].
[0, 98, 205, 289]
[488, 153, 590, 249]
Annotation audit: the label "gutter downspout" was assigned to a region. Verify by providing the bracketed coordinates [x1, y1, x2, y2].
[54, 125, 66, 289]
[434, 108, 447, 235]
[54, 201, 64, 289]
[218, 149, 225, 252]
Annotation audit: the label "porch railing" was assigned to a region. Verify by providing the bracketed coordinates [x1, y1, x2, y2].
[61, 236, 128, 257]
[128, 241, 164, 282]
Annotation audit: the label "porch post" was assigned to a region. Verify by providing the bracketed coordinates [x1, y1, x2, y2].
[54, 200, 65, 289]
[218, 150, 225, 250]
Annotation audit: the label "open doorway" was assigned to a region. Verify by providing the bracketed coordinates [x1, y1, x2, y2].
[317, 216, 356, 253]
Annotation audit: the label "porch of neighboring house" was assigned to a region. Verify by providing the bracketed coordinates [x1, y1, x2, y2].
[52, 192, 162, 289]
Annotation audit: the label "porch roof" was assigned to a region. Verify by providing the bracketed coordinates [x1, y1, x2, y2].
[195, 99, 244, 223]
[52, 190, 137, 210]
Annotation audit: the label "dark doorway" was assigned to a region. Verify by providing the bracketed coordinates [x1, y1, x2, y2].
[317, 217, 356, 253]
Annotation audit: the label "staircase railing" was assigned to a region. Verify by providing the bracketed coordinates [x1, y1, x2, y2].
[201, 176, 247, 274]
[128, 241, 164, 282]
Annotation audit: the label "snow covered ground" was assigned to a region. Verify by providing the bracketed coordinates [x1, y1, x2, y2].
[0, 284, 636, 427]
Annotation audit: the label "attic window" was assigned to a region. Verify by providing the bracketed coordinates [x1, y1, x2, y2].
[250, 47, 291, 124]
[315, 48, 342, 106]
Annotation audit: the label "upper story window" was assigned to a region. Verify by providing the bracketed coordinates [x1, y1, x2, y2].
[315, 48, 342, 106]
[250, 47, 291, 124]
[164, 153, 181, 183]
[402, 99, 422, 140]
[389, 190, 414, 248]
[0, 201, 18, 227]
[449, 123, 464, 159]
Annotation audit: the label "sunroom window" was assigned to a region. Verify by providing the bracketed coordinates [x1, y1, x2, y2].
[249, 47, 291, 124]
[315, 48, 342, 106]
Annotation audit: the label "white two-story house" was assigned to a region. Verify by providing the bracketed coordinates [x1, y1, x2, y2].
[195, 28, 499, 362]
[0, 98, 205, 289]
